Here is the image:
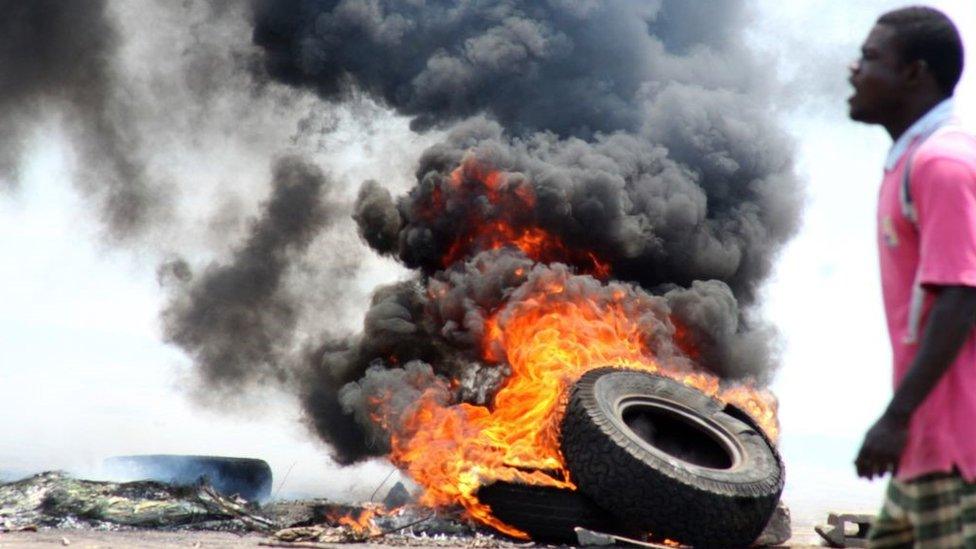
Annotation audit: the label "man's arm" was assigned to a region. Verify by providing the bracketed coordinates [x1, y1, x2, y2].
[855, 285, 976, 479]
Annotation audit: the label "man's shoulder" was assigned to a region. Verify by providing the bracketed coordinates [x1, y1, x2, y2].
[914, 126, 976, 170]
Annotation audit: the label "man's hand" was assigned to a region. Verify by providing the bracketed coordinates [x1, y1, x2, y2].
[855, 413, 908, 479]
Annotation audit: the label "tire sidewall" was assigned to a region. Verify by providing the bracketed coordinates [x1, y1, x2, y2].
[590, 370, 782, 493]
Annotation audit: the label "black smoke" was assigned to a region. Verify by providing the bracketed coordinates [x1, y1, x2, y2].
[248, 0, 801, 462]
[250, 0, 799, 305]
[162, 156, 339, 391]
[0, 0, 167, 238]
[371, 117, 793, 303]
[251, 0, 762, 138]
[1, 1, 369, 412]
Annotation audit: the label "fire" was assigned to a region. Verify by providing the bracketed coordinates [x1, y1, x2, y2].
[385, 280, 655, 537]
[370, 155, 780, 537]
[431, 156, 611, 278]
[324, 506, 381, 537]
[720, 385, 780, 442]
[376, 271, 779, 537]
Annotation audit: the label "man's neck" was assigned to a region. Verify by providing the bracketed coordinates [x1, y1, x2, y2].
[885, 95, 948, 141]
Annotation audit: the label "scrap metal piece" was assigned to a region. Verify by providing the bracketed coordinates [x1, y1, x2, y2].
[814, 513, 874, 548]
[575, 527, 616, 546]
[382, 481, 412, 509]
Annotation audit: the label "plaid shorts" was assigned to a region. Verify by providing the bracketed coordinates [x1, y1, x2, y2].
[869, 470, 976, 548]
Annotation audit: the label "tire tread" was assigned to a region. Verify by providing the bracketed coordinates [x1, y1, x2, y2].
[560, 368, 784, 548]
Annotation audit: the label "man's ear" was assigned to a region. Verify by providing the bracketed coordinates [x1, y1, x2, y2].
[904, 59, 930, 88]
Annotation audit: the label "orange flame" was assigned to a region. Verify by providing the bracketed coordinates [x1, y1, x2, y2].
[433, 157, 610, 278]
[719, 385, 780, 441]
[324, 507, 381, 537]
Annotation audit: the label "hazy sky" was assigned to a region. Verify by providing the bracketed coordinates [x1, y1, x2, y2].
[1, 0, 975, 524]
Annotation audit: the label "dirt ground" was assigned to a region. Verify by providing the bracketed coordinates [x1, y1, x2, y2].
[0, 531, 271, 548]
[0, 529, 825, 548]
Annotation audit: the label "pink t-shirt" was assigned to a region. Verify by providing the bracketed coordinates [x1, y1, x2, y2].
[878, 128, 976, 481]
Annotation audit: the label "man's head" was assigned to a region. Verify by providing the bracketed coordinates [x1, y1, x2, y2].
[848, 6, 963, 125]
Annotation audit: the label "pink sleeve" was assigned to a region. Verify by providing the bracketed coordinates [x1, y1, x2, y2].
[915, 156, 976, 288]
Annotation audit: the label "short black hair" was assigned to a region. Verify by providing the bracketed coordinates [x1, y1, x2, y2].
[877, 6, 964, 96]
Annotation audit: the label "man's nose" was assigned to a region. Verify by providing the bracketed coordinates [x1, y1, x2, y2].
[848, 59, 860, 75]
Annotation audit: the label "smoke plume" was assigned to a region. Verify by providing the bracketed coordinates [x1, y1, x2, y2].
[246, 0, 801, 462]
[251, 0, 761, 138]
[162, 156, 340, 392]
[2, 0, 379, 409]
[0, 0, 169, 238]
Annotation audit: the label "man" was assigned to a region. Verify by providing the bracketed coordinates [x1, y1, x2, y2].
[849, 6, 976, 547]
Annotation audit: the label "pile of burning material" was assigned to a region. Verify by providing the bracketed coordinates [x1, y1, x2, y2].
[265, 464, 786, 549]
[0, 471, 275, 533]
[300, 151, 788, 547]
[267, 499, 530, 547]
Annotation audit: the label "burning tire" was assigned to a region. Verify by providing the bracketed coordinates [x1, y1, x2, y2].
[477, 481, 628, 544]
[560, 368, 784, 548]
